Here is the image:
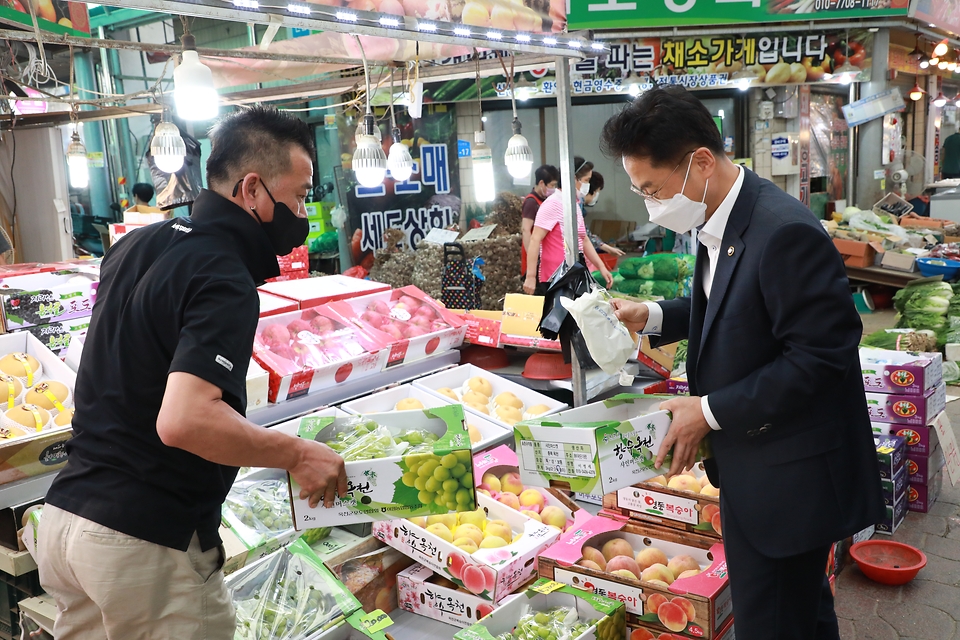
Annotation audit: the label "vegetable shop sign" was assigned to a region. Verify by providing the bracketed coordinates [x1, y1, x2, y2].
[568, 0, 908, 30]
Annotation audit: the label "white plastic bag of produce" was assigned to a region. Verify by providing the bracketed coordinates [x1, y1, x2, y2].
[560, 288, 638, 376]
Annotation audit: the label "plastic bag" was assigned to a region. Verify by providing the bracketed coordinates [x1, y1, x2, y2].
[848, 211, 912, 246]
[618, 254, 695, 281]
[560, 287, 638, 375]
[616, 279, 680, 299]
[224, 478, 294, 537]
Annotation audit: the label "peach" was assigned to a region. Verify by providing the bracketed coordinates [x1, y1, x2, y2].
[407, 516, 427, 528]
[540, 506, 567, 530]
[466, 376, 493, 397]
[601, 538, 635, 562]
[699, 475, 711, 488]
[657, 601, 688, 632]
[484, 521, 512, 542]
[606, 555, 642, 577]
[646, 475, 667, 487]
[479, 536, 507, 549]
[647, 579, 670, 588]
[671, 597, 696, 623]
[519, 489, 546, 511]
[711, 511, 722, 535]
[426, 523, 453, 543]
[646, 593, 668, 615]
[611, 569, 638, 580]
[497, 492, 520, 510]
[524, 511, 542, 523]
[630, 629, 655, 640]
[581, 546, 607, 570]
[667, 475, 701, 492]
[477, 602, 495, 619]
[480, 473, 502, 494]
[578, 559, 603, 571]
[460, 564, 488, 594]
[676, 569, 701, 580]
[640, 563, 675, 585]
[700, 504, 720, 524]
[667, 555, 700, 577]
[480, 565, 497, 593]
[453, 524, 483, 546]
[636, 547, 668, 571]
[499, 472, 524, 495]
[701, 483, 720, 497]
[453, 538, 478, 554]
[447, 552, 468, 579]
[426, 514, 457, 530]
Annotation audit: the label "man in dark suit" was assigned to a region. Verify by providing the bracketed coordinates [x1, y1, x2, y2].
[602, 87, 885, 640]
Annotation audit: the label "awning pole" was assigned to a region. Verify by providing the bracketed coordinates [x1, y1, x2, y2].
[555, 56, 587, 407]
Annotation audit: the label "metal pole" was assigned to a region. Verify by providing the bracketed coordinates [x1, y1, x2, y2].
[847, 82, 856, 206]
[554, 56, 587, 408]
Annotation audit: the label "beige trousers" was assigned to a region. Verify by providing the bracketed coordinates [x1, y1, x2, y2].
[37, 504, 236, 640]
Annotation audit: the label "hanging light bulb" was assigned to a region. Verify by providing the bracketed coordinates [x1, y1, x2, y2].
[66, 130, 89, 189]
[909, 83, 925, 101]
[935, 39, 949, 57]
[151, 121, 187, 174]
[832, 60, 861, 84]
[174, 34, 218, 121]
[908, 34, 925, 61]
[351, 37, 387, 188]
[940, 59, 950, 70]
[384, 70, 413, 183]
[472, 130, 495, 202]
[505, 120, 533, 179]
[934, 90, 948, 107]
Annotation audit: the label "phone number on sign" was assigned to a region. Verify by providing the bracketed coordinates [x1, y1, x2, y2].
[813, 0, 890, 9]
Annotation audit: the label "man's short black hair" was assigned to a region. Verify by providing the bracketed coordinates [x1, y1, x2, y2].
[132, 183, 154, 203]
[588, 172, 604, 195]
[534, 164, 560, 186]
[206, 105, 316, 190]
[574, 156, 594, 180]
[600, 86, 724, 168]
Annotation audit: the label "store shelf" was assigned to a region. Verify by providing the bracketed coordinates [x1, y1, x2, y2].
[0, 548, 36, 578]
[249, 350, 461, 427]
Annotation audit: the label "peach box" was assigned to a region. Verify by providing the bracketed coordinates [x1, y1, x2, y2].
[601, 460, 721, 539]
[628, 615, 735, 640]
[328, 285, 466, 368]
[472, 445, 583, 528]
[371, 492, 562, 603]
[396, 563, 524, 628]
[251, 305, 389, 403]
[257, 275, 390, 309]
[538, 514, 731, 640]
[258, 290, 299, 318]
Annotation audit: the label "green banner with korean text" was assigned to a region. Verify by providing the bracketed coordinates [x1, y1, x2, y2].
[568, 0, 908, 31]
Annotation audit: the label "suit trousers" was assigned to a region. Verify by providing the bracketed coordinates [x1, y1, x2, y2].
[721, 496, 840, 640]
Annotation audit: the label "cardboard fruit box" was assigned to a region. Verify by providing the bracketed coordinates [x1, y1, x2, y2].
[19, 317, 90, 359]
[276, 404, 476, 528]
[907, 471, 943, 513]
[0, 332, 77, 486]
[340, 384, 513, 453]
[397, 563, 525, 628]
[876, 493, 907, 535]
[906, 445, 945, 485]
[860, 348, 943, 396]
[251, 305, 389, 403]
[602, 460, 721, 539]
[865, 382, 946, 426]
[538, 515, 731, 640]
[872, 422, 939, 456]
[329, 286, 466, 368]
[257, 275, 390, 310]
[0, 270, 98, 331]
[514, 395, 674, 498]
[328, 544, 415, 614]
[371, 492, 562, 603]
[258, 290, 299, 318]
[876, 434, 907, 480]
[472, 445, 582, 528]
[453, 578, 626, 640]
[629, 615, 736, 640]
[415, 364, 567, 431]
[880, 466, 907, 507]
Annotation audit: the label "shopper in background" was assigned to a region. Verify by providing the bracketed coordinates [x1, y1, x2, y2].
[521, 165, 560, 275]
[602, 87, 884, 640]
[581, 171, 625, 259]
[524, 156, 613, 295]
[132, 182, 156, 206]
[38, 106, 347, 639]
[941, 130, 960, 180]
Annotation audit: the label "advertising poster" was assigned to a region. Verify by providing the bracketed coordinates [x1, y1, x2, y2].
[339, 105, 461, 270]
[0, 0, 90, 36]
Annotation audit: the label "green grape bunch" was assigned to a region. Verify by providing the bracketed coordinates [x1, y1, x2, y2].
[401, 449, 474, 511]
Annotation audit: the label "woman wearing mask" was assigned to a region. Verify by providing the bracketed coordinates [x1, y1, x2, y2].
[524, 157, 613, 295]
[582, 172, 625, 258]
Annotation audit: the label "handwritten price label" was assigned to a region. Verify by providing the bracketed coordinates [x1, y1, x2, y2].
[532, 580, 566, 595]
[359, 610, 393, 634]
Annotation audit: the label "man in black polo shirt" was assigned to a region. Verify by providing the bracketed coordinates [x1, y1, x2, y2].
[38, 106, 346, 639]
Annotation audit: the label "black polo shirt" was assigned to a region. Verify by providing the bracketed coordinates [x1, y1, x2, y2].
[45, 190, 280, 552]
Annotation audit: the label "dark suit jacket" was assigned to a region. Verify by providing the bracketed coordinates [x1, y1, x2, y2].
[656, 168, 885, 559]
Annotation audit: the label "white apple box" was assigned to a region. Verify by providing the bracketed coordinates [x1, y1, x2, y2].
[340, 384, 513, 453]
[371, 492, 561, 603]
[245, 359, 269, 412]
[257, 275, 390, 310]
[276, 405, 475, 528]
[258, 290, 299, 318]
[414, 363, 567, 430]
[396, 563, 523, 628]
[452, 578, 626, 640]
[328, 286, 466, 368]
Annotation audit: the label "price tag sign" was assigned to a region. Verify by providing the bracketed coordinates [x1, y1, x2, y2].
[423, 227, 460, 245]
[461, 225, 497, 242]
[932, 411, 960, 487]
[359, 610, 393, 634]
[532, 580, 566, 595]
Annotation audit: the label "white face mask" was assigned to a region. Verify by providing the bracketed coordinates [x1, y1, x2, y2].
[645, 155, 708, 234]
[586, 192, 599, 207]
[544, 187, 557, 197]
[579, 181, 590, 197]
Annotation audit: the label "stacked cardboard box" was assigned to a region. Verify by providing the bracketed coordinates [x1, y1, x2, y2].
[268, 245, 310, 282]
[875, 434, 907, 534]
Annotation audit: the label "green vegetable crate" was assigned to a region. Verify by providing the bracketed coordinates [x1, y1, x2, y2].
[277, 404, 477, 528]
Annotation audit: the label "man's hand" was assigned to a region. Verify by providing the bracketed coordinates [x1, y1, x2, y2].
[611, 298, 649, 334]
[290, 439, 348, 509]
[656, 396, 712, 477]
[523, 275, 537, 295]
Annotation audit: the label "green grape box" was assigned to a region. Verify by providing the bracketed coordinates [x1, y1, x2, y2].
[514, 395, 677, 498]
[452, 578, 626, 640]
[279, 404, 477, 528]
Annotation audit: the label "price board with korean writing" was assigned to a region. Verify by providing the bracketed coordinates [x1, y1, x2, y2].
[519, 440, 597, 478]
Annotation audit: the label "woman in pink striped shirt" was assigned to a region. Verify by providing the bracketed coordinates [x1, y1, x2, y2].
[523, 157, 613, 295]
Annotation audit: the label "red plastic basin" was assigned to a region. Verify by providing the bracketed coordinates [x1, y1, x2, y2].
[458, 344, 510, 370]
[850, 540, 926, 585]
[522, 352, 572, 380]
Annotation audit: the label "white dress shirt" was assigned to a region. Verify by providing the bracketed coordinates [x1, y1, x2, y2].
[643, 164, 744, 430]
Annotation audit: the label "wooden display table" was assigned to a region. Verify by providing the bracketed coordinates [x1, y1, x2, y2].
[846, 266, 924, 288]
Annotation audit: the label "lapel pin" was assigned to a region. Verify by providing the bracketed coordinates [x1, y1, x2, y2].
[727, 246, 735, 257]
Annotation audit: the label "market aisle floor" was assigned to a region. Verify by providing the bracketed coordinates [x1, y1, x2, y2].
[835, 398, 960, 640]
